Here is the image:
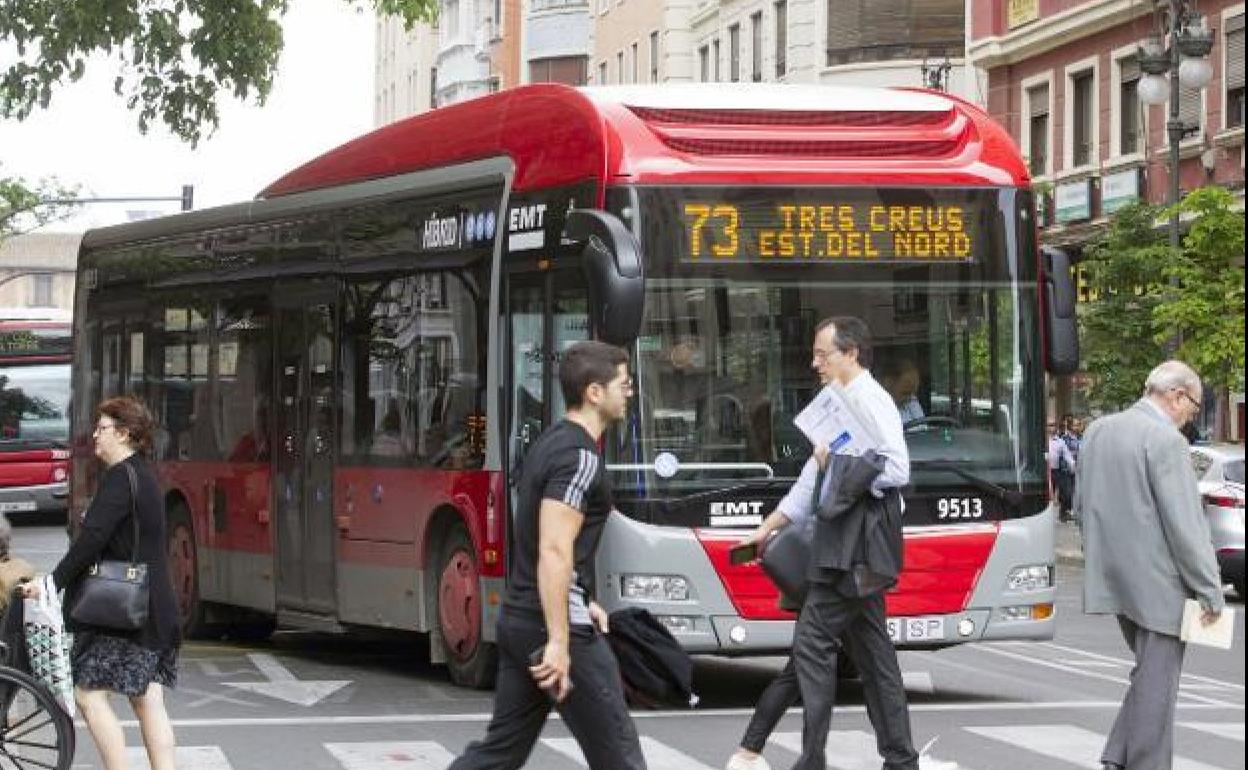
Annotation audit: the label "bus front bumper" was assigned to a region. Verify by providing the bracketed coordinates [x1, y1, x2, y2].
[0, 481, 69, 517]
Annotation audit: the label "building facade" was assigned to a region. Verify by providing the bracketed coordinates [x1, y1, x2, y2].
[0, 233, 80, 313]
[968, 0, 1245, 427]
[593, 0, 972, 98]
[374, 13, 439, 124]
[968, 0, 1245, 248]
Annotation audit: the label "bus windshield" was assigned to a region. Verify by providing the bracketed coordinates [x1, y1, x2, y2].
[608, 186, 1045, 497]
[0, 362, 72, 448]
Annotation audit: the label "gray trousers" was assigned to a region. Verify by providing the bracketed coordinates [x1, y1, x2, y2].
[1102, 616, 1187, 770]
[791, 588, 918, 770]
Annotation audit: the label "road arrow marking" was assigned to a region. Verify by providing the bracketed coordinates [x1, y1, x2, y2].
[224, 653, 351, 707]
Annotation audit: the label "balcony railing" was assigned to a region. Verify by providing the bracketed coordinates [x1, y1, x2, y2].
[530, 0, 588, 12]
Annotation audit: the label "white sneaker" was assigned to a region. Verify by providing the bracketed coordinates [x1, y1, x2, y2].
[918, 757, 959, 770]
[725, 752, 771, 770]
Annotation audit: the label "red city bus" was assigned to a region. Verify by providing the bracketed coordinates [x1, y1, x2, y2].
[1, 308, 72, 522]
[73, 84, 1079, 687]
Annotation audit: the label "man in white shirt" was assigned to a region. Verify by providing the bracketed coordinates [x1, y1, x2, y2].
[725, 317, 950, 770]
[1047, 423, 1076, 521]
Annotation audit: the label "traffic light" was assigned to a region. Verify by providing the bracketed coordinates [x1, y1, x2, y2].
[181, 184, 194, 211]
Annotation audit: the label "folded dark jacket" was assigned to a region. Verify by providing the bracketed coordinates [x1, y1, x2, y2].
[607, 607, 697, 708]
[810, 450, 904, 596]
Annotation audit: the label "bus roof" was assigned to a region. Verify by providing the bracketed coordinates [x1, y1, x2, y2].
[81, 84, 1028, 250]
[261, 83, 1028, 198]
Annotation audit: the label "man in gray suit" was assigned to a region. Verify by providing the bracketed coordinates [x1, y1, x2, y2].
[1077, 360, 1225, 770]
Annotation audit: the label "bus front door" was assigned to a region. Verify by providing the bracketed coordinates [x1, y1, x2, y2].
[505, 268, 589, 474]
[273, 294, 339, 616]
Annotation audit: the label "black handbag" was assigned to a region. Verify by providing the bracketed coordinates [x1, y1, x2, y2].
[69, 463, 149, 631]
[760, 522, 811, 608]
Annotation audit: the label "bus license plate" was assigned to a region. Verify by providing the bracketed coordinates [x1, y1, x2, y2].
[0, 501, 37, 513]
[887, 616, 945, 642]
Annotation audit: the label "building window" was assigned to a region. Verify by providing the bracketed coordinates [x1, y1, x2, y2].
[1228, 14, 1245, 129]
[650, 31, 659, 83]
[699, 45, 710, 82]
[32, 274, 53, 307]
[1026, 83, 1049, 177]
[445, 0, 459, 40]
[1071, 70, 1094, 167]
[430, 67, 438, 109]
[750, 12, 763, 82]
[729, 24, 741, 82]
[1119, 56, 1141, 155]
[631, 42, 639, 84]
[775, 0, 787, 78]
[530, 56, 589, 86]
[617, 51, 624, 84]
[1177, 83, 1202, 138]
[714, 39, 721, 82]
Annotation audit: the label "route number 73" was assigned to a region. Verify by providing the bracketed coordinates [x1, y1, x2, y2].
[936, 497, 984, 519]
[684, 203, 740, 258]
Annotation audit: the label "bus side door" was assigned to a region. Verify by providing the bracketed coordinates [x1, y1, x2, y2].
[273, 290, 339, 616]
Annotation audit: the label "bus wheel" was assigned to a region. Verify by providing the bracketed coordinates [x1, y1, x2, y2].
[437, 526, 496, 688]
[168, 505, 212, 638]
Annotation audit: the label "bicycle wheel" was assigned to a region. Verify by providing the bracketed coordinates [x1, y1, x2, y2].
[0, 665, 74, 770]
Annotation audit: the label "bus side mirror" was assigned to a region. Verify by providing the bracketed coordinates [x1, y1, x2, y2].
[1041, 246, 1080, 375]
[564, 209, 645, 347]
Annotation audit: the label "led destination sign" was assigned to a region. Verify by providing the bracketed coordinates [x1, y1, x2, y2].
[671, 189, 988, 264]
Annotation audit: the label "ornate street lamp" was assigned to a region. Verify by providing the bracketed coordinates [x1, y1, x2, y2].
[1136, 1, 1213, 351]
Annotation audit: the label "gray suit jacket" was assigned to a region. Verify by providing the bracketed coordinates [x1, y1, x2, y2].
[1077, 400, 1225, 636]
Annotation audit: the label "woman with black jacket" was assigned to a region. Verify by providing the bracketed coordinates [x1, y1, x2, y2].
[25, 396, 181, 770]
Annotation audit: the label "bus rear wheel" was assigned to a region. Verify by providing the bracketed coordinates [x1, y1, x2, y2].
[168, 505, 212, 638]
[436, 526, 496, 689]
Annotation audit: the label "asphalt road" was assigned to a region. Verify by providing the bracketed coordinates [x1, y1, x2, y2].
[10, 523, 1245, 770]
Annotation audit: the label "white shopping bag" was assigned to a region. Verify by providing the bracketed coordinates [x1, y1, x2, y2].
[24, 574, 75, 717]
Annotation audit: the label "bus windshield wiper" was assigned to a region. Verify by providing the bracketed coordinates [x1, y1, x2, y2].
[911, 459, 1024, 509]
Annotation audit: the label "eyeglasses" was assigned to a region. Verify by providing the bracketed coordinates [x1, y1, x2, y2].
[812, 348, 836, 362]
[1176, 389, 1202, 411]
[93, 423, 117, 435]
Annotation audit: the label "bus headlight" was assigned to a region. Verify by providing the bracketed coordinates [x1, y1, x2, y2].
[622, 574, 690, 601]
[1006, 564, 1053, 591]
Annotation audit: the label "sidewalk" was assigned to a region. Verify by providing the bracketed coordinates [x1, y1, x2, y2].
[1055, 518, 1083, 565]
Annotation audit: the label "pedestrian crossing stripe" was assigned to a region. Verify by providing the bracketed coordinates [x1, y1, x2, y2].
[768, 731, 965, 770]
[1179, 722, 1246, 742]
[543, 736, 717, 770]
[87, 723, 1243, 770]
[325, 742, 457, 769]
[121, 746, 231, 770]
[966, 724, 1225, 770]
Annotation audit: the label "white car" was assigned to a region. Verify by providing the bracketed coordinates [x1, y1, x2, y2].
[1190, 444, 1245, 598]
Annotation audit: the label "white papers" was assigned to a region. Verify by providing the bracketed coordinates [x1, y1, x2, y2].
[793, 383, 883, 455]
[1180, 599, 1235, 650]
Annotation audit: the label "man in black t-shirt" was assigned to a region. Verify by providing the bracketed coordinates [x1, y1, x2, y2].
[450, 341, 646, 770]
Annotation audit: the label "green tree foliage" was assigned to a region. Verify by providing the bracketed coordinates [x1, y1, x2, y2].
[1079, 200, 1171, 411]
[1, 164, 79, 238]
[1080, 188, 1246, 437]
[1154, 186, 1246, 436]
[1, 0, 437, 146]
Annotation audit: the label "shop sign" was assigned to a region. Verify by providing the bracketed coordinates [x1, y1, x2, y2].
[1007, 0, 1040, 29]
[1101, 168, 1141, 215]
[1054, 179, 1091, 223]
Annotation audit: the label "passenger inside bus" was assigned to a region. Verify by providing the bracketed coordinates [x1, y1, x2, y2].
[880, 358, 926, 426]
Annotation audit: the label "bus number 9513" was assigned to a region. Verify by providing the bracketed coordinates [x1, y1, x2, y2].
[936, 497, 984, 520]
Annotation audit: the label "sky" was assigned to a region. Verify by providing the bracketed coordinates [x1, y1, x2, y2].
[0, 2, 378, 232]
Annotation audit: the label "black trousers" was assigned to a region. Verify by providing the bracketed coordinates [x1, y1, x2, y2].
[448, 607, 646, 770]
[791, 587, 919, 770]
[740, 655, 800, 752]
[1051, 469, 1074, 518]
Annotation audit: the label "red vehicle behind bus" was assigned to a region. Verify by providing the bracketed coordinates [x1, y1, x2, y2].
[72, 84, 1079, 687]
[1, 308, 72, 523]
